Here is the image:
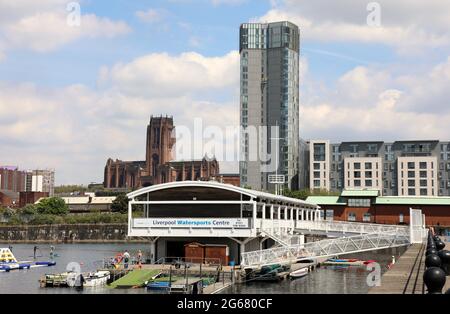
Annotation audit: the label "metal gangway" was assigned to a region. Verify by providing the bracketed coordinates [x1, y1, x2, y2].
[241, 209, 426, 268]
[241, 229, 410, 268]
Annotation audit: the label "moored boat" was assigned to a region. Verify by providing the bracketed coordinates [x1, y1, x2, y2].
[84, 271, 110, 287]
[40, 270, 110, 288]
[289, 268, 308, 279]
[324, 258, 364, 266]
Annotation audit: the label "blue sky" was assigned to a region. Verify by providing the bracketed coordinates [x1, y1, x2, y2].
[0, 0, 450, 184]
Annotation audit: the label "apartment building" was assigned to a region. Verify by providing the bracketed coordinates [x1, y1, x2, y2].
[305, 140, 450, 196]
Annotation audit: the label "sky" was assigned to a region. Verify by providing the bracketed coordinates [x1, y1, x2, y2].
[0, 0, 450, 185]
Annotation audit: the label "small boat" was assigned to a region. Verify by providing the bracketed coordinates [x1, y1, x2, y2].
[40, 272, 73, 287]
[323, 258, 365, 266]
[289, 268, 308, 279]
[41, 270, 110, 288]
[84, 271, 110, 287]
[147, 281, 171, 290]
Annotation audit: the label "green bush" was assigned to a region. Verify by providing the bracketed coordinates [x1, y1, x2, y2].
[36, 197, 69, 215]
[29, 214, 64, 225]
[1, 209, 128, 225]
[111, 194, 129, 213]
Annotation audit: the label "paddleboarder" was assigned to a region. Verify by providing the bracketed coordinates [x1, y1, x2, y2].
[33, 245, 39, 259]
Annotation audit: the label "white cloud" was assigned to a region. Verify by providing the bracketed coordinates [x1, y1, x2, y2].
[210, 0, 247, 5]
[0, 0, 131, 55]
[99, 51, 239, 97]
[300, 56, 450, 142]
[0, 49, 240, 184]
[135, 8, 166, 23]
[258, 0, 450, 53]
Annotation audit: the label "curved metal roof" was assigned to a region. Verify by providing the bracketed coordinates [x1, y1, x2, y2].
[127, 181, 319, 208]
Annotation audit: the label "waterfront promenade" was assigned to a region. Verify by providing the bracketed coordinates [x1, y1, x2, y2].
[369, 241, 450, 294]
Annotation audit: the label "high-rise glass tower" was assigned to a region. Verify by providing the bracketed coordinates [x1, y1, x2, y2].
[239, 21, 300, 191]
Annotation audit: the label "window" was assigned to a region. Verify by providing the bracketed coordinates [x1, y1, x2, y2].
[354, 180, 361, 187]
[313, 163, 320, 170]
[420, 189, 428, 196]
[408, 188, 416, 196]
[420, 162, 427, 169]
[354, 171, 361, 178]
[365, 180, 373, 187]
[408, 162, 415, 169]
[420, 171, 427, 178]
[363, 213, 371, 222]
[354, 163, 361, 170]
[348, 198, 371, 207]
[314, 171, 320, 179]
[365, 171, 373, 178]
[420, 179, 427, 187]
[348, 212, 356, 222]
[408, 171, 415, 178]
[365, 162, 372, 170]
[408, 180, 415, 187]
[313, 143, 326, 161]
[314, 180, 321, 187]
[367, 144, 378, 153]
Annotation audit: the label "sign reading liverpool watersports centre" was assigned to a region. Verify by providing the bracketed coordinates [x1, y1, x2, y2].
[133, 218, 249, 229]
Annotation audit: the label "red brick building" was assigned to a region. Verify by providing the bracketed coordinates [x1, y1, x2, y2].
[213, 174, 240, 187]
[306, 190, 450, 227]
[104, 116, 220, 189]
[0, 190, 19, 207]
[0, 166, 26, 193]
[19, 191, 50, 208]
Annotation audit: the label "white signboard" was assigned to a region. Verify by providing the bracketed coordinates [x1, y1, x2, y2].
[268, 175, 285, 184]
[133, 218, 249, 229]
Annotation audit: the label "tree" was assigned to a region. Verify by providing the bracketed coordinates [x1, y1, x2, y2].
[36, 197, 69, 215]
[282, 188, 339, 200]
[111, 194, 129, 213]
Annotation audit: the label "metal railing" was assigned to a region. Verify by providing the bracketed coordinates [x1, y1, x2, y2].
[154, 256, 222, 267]
[241, 231, 411, 268]
[295, 220, 410, 236]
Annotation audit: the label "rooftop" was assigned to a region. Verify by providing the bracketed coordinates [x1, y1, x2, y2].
[340, 190, 380, 197]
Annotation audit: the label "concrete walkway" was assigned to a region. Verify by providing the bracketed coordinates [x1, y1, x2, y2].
[369, 244, 426, 294]
[370, 240, 450, 294]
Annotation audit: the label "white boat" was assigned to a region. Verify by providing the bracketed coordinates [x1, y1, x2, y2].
[84, 271, 110, 287]
[66, 271, 110, 287]
[289, 268, 309, 279]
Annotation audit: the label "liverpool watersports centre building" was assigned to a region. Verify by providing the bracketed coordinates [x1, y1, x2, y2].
[126, 181, 321, 265]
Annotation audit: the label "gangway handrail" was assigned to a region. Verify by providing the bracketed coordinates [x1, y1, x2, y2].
[241, 230, 411, 268]
[295, 220, 409, 235]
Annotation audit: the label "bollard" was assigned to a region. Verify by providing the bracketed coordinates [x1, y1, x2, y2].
[435, 240, 446, 251]
[426, 248, 438, 256]
[425, 254, 441, 268]
[423, 267, 446, 294]
[437, 250, 450, 275]
[433, 235, 441, 242]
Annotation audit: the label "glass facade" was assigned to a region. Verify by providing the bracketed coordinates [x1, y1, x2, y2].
[240, 21, 300, 191]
